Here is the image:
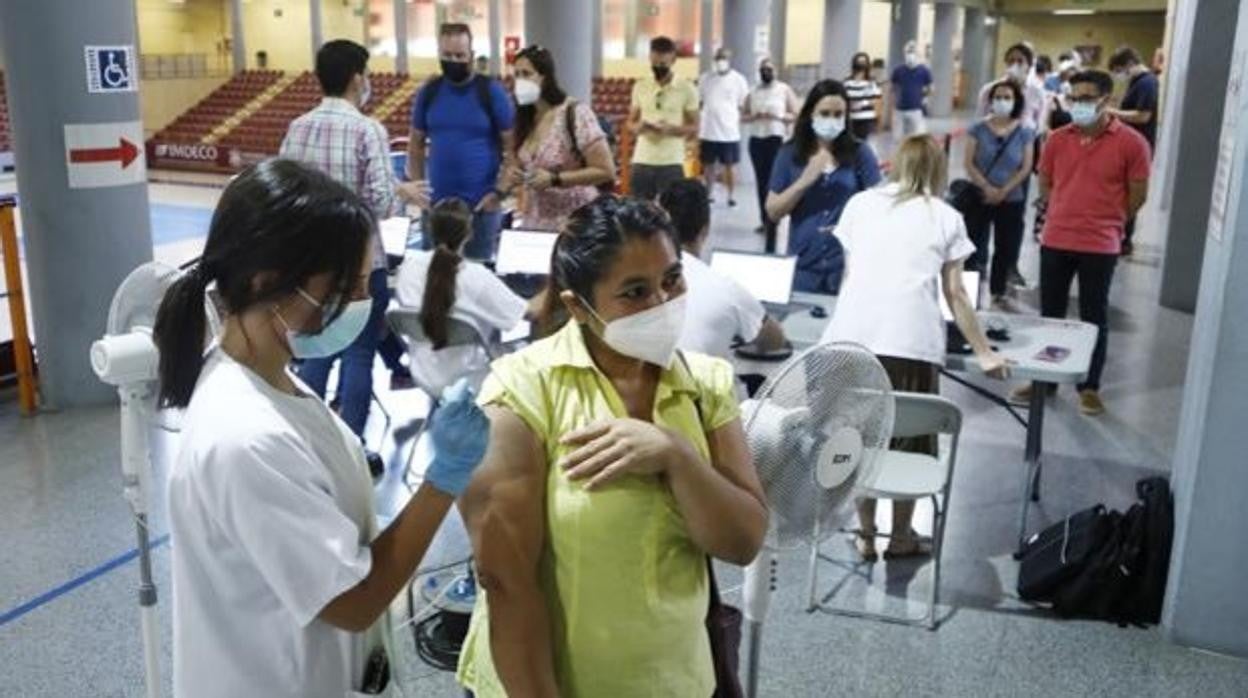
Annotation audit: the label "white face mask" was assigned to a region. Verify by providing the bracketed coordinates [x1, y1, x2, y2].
[811, 115, 846, 141]
[358, 75, 372, 108]
[513, 77, 541, 106]
[1006, 63, 1029, 81]
[991, 98, 1015, 117]
[904, 52, 919, 68]
[715, 59, 730, 74]
[581, 294, 688, 368]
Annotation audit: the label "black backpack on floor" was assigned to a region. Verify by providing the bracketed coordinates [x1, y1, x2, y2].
[1019, 476, 1174, 626]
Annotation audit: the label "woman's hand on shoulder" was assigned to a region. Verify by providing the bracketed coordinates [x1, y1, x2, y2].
[558, 419, 685, 491]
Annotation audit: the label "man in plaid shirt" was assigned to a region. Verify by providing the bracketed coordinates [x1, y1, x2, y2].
[281, 40, 424, 468]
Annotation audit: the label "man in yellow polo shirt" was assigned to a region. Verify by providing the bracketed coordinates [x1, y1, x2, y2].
[627, 35, 700, 200]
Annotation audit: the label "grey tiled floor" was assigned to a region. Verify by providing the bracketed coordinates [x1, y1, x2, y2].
[2, 116, 1247, 696]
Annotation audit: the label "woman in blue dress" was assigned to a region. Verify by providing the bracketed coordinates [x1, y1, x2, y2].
[766, 79, 882, 294]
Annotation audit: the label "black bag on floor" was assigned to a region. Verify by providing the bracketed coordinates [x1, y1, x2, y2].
[1112, 477, 1174, 624]
[1038, 477, 1175, 626]
[1017, 504, 1113, 601]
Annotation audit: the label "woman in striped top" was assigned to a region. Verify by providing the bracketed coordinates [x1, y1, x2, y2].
[845, 52, 883, 141]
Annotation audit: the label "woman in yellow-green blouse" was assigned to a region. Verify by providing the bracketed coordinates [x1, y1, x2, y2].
[456, 196, 769, 697]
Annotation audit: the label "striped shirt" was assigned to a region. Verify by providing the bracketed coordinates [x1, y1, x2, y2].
[845, 78, 883, 122]
[280, 97, 397, 269]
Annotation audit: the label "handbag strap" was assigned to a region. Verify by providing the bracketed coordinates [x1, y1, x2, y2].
[982, 124, 1020, 175]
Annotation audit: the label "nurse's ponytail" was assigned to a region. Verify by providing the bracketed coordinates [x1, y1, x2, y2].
[152, 159, 374, 408]
[152, 264, 213, 408]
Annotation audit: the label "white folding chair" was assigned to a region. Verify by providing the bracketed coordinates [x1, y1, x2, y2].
[385, 307, 500, 486]
[821, 391, 963, 629]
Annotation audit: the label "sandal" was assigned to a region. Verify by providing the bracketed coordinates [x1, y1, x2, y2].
[855, 527, 879, 562]
[883, 530, 933, 560]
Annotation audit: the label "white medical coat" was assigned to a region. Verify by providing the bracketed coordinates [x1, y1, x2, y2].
[169, 349, 390, 697]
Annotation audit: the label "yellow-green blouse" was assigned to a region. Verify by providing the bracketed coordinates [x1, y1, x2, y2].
[456, 321, 740, 697]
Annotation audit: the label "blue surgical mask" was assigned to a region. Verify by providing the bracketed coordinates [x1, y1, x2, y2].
[812, 115, 845, 141]
[1070, 101, 1100, 127]
[277, 288, 372, 359]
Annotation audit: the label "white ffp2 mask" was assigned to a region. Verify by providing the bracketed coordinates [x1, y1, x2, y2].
[513, 77, 541, 106]
[582, 294, 687, 368]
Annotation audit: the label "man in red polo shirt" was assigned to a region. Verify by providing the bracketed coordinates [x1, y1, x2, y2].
[1016, 70, 1150, 415]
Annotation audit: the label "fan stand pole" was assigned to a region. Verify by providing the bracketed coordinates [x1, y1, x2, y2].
[806, 498, 823, 612]
[741, 552, 774, 698]
[120, 386, 162, 698]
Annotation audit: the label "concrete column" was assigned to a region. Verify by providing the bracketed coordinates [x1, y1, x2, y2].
[0, 0, 154, 407]
[770, 0, 788, 75]
[592, 0, 604, 79]
[821, 0, 862, 81]
[230, 0, 247, 73]
[929, 2, 956, 117]
[962, 7, 986, 104]
[525, 0, 593, 100]
[1162, 2, 1248, 659]
[488, 0, 502, 75]
[724, 0, 768, 78]
[699, 0, 715, 75]
[310, 0, 324, 60]
[888, 0, 920, 72]
[1158, 0, 1242, 311]
[394, 0, 408, 75]
[625, 0, 640, 58]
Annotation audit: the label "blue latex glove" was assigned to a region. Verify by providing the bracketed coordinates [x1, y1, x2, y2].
[425, 378, 490, 497]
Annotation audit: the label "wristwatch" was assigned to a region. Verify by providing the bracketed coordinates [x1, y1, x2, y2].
[551, 171, 563, 188]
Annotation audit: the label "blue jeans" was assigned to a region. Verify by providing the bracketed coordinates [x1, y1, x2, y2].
[296, 268, 389, 438]
[422, 207, 503, 261]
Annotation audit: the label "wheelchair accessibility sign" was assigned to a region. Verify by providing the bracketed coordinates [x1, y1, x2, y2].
[85, 45, 136, 93]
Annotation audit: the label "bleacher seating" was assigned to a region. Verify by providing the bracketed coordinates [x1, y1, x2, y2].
[217, 71, 421, 154]
[145, 72, 637, 173]
[151, 69, 283, 145]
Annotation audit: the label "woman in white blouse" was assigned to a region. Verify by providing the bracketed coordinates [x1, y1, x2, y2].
[395, 198, 536, 394]
[743, 56, 799, 251]
[822, 136, 1009, 560]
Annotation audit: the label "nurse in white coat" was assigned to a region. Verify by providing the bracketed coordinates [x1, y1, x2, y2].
[152, 159, 489, 698]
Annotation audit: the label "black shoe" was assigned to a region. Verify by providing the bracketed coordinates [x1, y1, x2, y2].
[728, 199, 737, 207]
[1121, 240, 1134, 257]
[1008, 268, 1028, 289]
[366, 450, 385, 479]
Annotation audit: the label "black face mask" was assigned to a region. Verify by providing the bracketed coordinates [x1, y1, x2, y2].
[441, 59, 471, 83]
[854, 62, 869, 74]
[651, 64, 671, 81]
[759, 69, 775, 84]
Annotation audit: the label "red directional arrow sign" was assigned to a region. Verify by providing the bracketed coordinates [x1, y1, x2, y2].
[69, 137, 139, 168]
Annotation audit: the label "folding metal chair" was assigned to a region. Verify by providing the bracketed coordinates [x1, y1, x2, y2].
[385, 307, 500, 487]
[819, 392, 963, 629]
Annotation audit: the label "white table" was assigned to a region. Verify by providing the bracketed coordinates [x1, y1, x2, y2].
[733, 291, 1099, 550]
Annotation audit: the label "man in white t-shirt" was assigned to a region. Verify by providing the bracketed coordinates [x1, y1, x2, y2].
[659, 178, 786, 360]
[698, 47, 750, 207]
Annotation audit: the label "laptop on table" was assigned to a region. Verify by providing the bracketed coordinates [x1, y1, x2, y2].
[708, 250, 800, 318]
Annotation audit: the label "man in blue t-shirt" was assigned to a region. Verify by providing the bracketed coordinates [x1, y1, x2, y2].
[1106, 45, 1157, 256]
[889, 40, 933, 136]
[408, 22, 515, 260]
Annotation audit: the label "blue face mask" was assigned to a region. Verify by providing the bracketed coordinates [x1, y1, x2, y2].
[277, 288, 372, 359]
[1070, 101, 1100, 127]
